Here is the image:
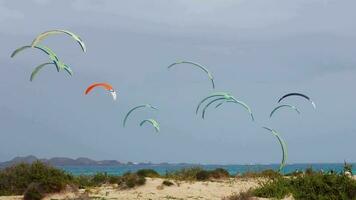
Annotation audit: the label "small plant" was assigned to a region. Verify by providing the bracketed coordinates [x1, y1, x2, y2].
[222, 191, 254, 200]
[91, 172, 109, 185]
[251, 172, 356, 199]
[209, 168, 230, 179]
[0, 161, 74, 196]
[165, 167, 204, 181]
[196, 170, 210, 181]
[23, 183, 45, 200]
[240, 169, 281, 179]
[136, 169, 160, 178]
[162, 180, 174, 186]
[252, 177, 290, 199]
[118, 172, 146, 189]
[344, 160, 353, 175]
[164, 167, 231, 181]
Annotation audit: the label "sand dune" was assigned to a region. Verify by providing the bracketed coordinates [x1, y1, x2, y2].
[0, 178, 263, 200]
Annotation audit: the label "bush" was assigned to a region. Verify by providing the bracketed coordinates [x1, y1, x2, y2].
[252, 172, 356, 199]
[0, 161, 74, 196]
[136, 169, 160, 178]
[108, 175, 120, 184]
[162, 180, 174, 186]
[222, 191, 254, 200]
[165, 167, 204, 181]
[91, 172, 108, 185]
[23, 183, 45, 200]
[252, 177, 290, 199]
[117, 173, 146, 189]
[74, 175, 94, 188]
[209, 168, 230, 179]
[344, 161, 353, 175]
[240, 169, 281, 180]
[196, 170, 210, 181]
[165, 167, 231, 181]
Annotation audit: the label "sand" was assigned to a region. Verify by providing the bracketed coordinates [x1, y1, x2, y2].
[0, 177, 263, 200]
[1, 175, 354, 199]
[5, 175, 354, 199]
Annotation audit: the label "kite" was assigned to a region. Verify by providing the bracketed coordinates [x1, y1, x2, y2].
[140, 119, 160, 132]
[31, 29, 86, 52]
[11, 45, 73, 79]
[30, 62, 72, 81]
[85, 83, 117, 100]
[278, 93, 316, 109]
[196, 92, 233, 114]
[197, 92, 254, 121]
[123, 104, 158, 127]
[262, 127, 287, 172]
[270, 104, 300, 118]
[168, 61, 215, 89]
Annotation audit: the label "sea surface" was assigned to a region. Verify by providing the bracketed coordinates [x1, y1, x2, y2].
[59, 163, 355, 176]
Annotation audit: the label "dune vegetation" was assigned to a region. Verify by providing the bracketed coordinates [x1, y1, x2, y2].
[0, 162, 355, 199]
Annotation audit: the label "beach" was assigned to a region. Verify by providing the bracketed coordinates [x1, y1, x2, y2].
[0, 177, 261, 200]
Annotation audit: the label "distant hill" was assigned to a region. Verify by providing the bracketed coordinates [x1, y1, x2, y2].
[0, 155, 123, 168]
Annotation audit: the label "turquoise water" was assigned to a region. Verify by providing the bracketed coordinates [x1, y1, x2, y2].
[59, 163, 355, 176]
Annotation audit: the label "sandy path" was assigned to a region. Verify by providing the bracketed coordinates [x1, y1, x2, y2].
[78, 178, 261, 200]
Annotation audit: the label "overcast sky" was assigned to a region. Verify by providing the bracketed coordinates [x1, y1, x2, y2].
[0, 0, 356, 164]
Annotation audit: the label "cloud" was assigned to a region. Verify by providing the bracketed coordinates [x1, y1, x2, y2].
[0, 0, 24, 23]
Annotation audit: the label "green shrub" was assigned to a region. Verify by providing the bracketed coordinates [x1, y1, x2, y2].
[165, 167, 231, 181]
[91, 172, 108, 185]
[74, 175, 93, 188]
[0, 161, 73, 196]
[196, 170, 210, 181]
[252, 177, 290, 199]
[118, 173, 146, 188]
[252, 172, 356, 200]
[136, 169, 160, 178]
[240, 169, 281, 179]
[108, 175, 120, 184]
[222, 191, 254, 200]
[23, 183, 45, 200]
[209, 168, 230, 179]
[165, 167, 204, 181]
[344, 161, 353, 175]
[162, 180, 174, 186]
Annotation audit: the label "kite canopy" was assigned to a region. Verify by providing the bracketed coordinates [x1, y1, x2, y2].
[85, 82, 116, 100]
[11, 45, 61, 70]
[197, 92, 254, 121]
[123, 104, 158, 127]
[11, 45, 73, 80]
[168, 60, 215, 89]
[31, 29, 86, 52]
[140, 119, 160, 132]
[270, 104, 300, 118]
[262, 127, 287, 172]
[196, 92, 232, 114]
[278, 93, 316, 109]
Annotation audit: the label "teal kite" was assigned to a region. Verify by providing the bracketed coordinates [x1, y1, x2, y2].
[30, 62, 72, 81]
[11, 45, 73, 80]
[168, 61, 215, 89]
[197, 92, 254, 121]
[140, 119, 160, 132]
[123, 104, 158, 127]
[270, 104, 300, 118]
[262, 127, 287, 172]
[196, 92, 233, 114]
[31, 29, 86, 52]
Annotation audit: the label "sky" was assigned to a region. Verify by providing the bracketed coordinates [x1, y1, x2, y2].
[0, 0, 356, 164]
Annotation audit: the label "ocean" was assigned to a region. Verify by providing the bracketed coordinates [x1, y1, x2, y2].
[59, 163, 355, 176]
